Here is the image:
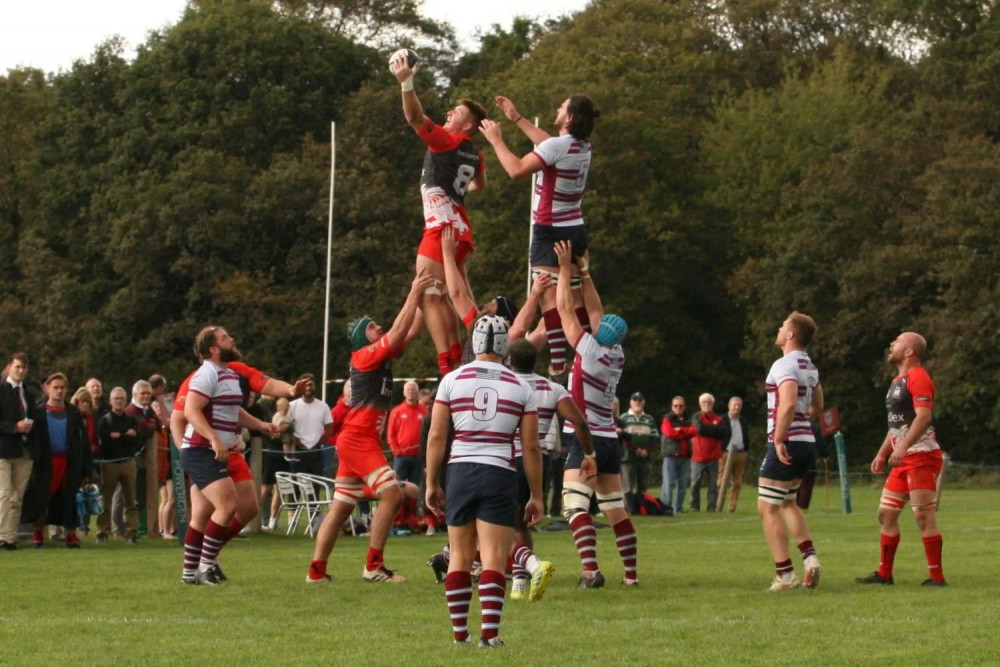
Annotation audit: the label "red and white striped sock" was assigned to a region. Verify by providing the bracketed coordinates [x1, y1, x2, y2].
[478, 569, 506, 642]
[199, 519, 226, 566]
[614, 518, 638, 582]
[570, 513, 599, 572]
[543, 309, 566, 372]
[183, 527, 204, 580]
[445, 571, 473, 643]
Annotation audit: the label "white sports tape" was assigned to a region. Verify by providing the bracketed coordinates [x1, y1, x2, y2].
[561, 481, 593, 517]
[334, 482, 363, 507]
[365, 465, 397, 496]
[758, 483, 787, 506]
[596, 491, 625, 512]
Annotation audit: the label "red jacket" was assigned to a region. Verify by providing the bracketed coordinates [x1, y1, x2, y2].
[386, 401, 426, 457]
[661, 413, 698, 458]
[691, 410, 731, 463]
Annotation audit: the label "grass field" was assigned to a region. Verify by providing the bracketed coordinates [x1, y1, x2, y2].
[1, 485, 998, 665]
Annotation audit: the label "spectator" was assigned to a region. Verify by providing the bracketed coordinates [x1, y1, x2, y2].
[287, 373, 333, 478]
[260, 397, 294, 531]
[660, 396, 696, 514]
[718, 396, 751, 512]
[0, 352, 38, 551]
[21, 372, 92, 549]
[386, 381, 426, 484]
[619, 391, 658, 515]
[149, 374, 176, 538]
[689, 393, 730, 512]
[418, 388, 433, 409]
[119, 380, 159, 536]
[85, 378, 110, 421]
[70, 387, 100, 534]
[96, 387, 141, 544]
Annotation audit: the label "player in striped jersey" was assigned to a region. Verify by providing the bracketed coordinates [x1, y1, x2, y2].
[178, 327, 280, 585]
[552, 241, 637, 589]
[425, 316, 543, 647]
[507, 338, 594, 602]
[759, 312, 825, 591]
[480, 94, 601, 374]
[171, 351, 303, 585]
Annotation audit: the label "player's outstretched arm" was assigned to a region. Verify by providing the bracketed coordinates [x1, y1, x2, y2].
[509, 272, 551, 344]
[495, 95, 551, 145]
[441, 226, 476, 321]
[389, 50, 427, 132]
[387, 270, 436, 350]
[576, 251, 605, 332]
[556, 397, 597, 480]
[554, 241, 584, 349]
[480, 119, 545, 180]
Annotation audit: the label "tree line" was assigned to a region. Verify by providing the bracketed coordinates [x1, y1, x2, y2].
[2, 0, 998, 463]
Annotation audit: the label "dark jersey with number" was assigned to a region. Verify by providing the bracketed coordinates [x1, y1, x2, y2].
[417, 119, 483, 205]
[885, 365, 939, 453]
[343, 335, 399, 438]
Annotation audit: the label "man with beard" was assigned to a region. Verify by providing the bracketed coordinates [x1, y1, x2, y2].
[180, 326, 275, 585]
[287, 373, 333, 479]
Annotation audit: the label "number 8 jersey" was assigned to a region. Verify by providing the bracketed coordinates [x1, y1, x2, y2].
[435, 360, 537, 471]
[418, 119, 484, 242]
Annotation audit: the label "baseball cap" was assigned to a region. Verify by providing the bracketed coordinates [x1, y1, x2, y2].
[631, 392, 644, 401]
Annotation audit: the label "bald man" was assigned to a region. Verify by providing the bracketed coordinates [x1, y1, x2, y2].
[857, 332, 947, 587]
[387, 381, 427, 485]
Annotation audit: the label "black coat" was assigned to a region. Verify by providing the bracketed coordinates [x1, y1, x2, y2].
[21, 401, 93, 527]
[0, 380, 39, 460]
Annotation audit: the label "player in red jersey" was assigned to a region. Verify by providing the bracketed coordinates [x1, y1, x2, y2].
[171, 342, 305, 584]
[307, 270, 434, 583]
[390, 50, 488, 378]
[857, 332, 947, 586]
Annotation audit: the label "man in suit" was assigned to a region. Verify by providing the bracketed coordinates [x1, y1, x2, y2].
[0, 352, 38, 550]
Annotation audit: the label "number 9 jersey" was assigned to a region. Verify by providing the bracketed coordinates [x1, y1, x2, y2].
[435, 360, 537, 472]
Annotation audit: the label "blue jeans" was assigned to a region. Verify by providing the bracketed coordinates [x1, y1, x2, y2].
[661, 457, 690, 511]
[690, 460, 719, 511]
[392, 455, 422, 484]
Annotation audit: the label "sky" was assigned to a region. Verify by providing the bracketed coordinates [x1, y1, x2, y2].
[0, 0, 591, 74]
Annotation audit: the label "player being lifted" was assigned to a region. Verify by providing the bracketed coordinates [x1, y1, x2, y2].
[552, 241, 636, 589]
[480, 94, 601, 373]
[389, 49, 488, 377]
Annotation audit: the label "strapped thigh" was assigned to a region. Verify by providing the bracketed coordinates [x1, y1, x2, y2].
[879, 492, 907, 511]
[912, 499, 937, 514]
[333, 480, 363, 507]
[561, 481, 593, 519]
[365, 465, 398, 497]
[596, 490, 626, 513]
[758, 482, 787, 506]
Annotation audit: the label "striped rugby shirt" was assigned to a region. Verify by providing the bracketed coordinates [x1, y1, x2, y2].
[532, 134, 591, 228]
[512, 371, 572, 457]
[182, 360, 243, 450]
[765, 349, 820, 443]
[436, 360, 537, 471]
[563, 331, 625, 439]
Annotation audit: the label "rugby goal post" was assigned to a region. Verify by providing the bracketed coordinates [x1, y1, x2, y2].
[322, 121, 336, 404]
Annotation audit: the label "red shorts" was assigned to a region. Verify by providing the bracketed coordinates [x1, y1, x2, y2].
[336, 432, 390, 480]
[417, 224, 474, 265]
[227, 451, 254, 484]
[884, 449, 943, 495]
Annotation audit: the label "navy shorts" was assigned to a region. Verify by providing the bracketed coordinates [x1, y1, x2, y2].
[514, 457, 532, 527]
[445, 462, 517, 528]
[565, 433, 621, 476]
[181, 447, 231, 490]
[530, 224, 588, 267]
[759, 441, 816, 482]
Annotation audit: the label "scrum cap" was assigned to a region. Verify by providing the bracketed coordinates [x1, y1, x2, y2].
[472, 315, 509, 358]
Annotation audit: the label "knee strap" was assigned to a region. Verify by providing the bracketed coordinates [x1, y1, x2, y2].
[758, 483, 786, 506]
[879, 494, 907, 511]
[912, 500, 937, 514]
[562, 481, 593, 519]
[333, 481, 363, 507]
[365, 466, 397, 497]
[531, 269, 582, 290]
[596, 490, 625, 512]
[785, 485, 800, 502]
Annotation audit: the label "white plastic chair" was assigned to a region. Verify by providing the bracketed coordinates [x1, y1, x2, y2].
[275, 472, 305, 535]
[294, 473, 335, 537]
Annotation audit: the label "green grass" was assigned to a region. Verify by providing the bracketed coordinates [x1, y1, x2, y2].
[2, 486, 998, 665]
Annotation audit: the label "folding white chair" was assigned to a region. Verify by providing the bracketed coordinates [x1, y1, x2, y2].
[275, 472, 305, 535]
[294, 473, 335, 537]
